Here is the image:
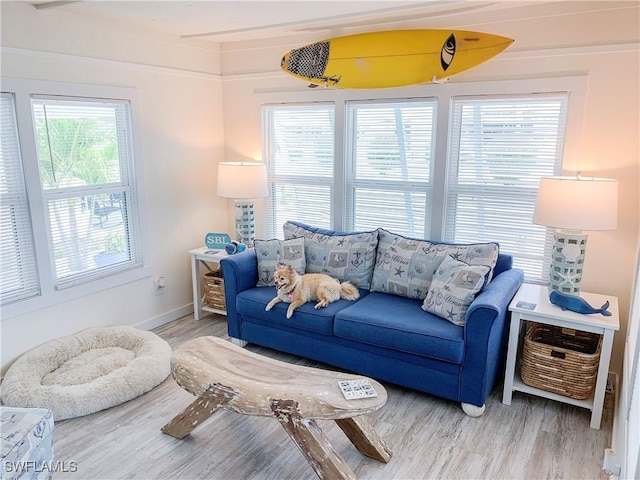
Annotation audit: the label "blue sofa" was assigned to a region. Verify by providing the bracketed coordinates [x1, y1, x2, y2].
[220, 223, 524, 416]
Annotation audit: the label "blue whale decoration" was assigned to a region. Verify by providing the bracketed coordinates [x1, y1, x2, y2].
[549, 290, 612, 316]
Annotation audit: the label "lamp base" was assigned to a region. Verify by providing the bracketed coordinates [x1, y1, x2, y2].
[234, 200, 255, 246]
[548, 230, 587, 295]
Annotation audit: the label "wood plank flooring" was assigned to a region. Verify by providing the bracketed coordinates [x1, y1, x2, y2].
[51, 313, 613, 479]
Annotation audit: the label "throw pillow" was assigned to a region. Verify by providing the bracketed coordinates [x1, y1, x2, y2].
[254, 237, 306, 286]
[282, 221, 378, 289]
[370, 228, 498, 300]
[421, 255, 491, 326]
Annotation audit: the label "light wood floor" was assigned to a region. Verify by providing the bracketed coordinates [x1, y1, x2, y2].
[52, 313, 613, 480]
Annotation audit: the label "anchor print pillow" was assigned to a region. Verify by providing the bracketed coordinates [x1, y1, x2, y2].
[254, 237, 306, 287]
[421, 255, 491, 326]
[283, 221, 378, 289]
[370, 228, 498, 300]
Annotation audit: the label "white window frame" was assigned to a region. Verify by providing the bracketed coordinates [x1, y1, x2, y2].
[1, 77, 151, 319]
[263, 103, 335, 238]
[1, 93, 40, 305]
[444, 92, 570, 279]
[345, 98, 437, 237]
[259, 76, 587, 282]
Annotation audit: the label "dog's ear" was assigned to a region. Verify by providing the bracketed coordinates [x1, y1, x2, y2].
[286, 264, 294, 272]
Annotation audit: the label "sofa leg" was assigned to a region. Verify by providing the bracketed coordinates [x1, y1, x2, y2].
[229, 337, 248, 348]
[461, 403, 486, 417]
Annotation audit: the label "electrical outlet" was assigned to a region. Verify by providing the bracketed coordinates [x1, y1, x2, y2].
[153, 276, 165, 295]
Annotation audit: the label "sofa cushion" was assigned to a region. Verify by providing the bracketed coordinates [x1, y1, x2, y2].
[237, 286, 367, 336]
[370, 228, 499, 300]
[254, 237, 306, 286]
[334, 292, 465, 364]
[283, 221, 378, 290]
[422, 255, 491, 326]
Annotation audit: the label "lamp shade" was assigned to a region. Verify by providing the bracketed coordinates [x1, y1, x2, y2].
[217, 162, 268, 199]
[533, 176, 618, 231]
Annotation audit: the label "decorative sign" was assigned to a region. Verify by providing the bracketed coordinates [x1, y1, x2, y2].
[205, 232, 232, 250]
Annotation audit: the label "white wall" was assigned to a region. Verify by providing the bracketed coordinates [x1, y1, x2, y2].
[1, 2, 228, 372]
[219, 1, 640, 375]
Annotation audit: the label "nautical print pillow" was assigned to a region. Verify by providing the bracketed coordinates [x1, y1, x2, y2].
[421, 255, 491, 326]
[370, 228, 498, 300]
[254, 237, 306, 287]
[283, 221, 378, 289]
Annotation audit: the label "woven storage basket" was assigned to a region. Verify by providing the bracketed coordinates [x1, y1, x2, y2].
[520, 323, 602, 400]
[203, 269, 226, 311]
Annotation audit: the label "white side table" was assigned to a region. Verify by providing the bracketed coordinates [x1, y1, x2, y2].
[502, 283, 619, 430]
[189, 247, 228, 320]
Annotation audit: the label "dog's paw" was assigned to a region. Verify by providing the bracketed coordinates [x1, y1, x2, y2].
[286, 308, 294, 319]
[265, 304, 272, 311]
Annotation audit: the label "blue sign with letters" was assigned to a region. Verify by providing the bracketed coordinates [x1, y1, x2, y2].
[205, 232, 232, 250]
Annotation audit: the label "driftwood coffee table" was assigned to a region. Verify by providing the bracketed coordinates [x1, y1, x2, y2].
[162, 336, 392, 480]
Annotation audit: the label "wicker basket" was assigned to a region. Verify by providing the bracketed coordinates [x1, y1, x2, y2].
[202, 269, 226, 311]
[520, 323, 602, 399]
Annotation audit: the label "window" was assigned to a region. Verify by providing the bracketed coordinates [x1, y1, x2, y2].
[260, 77, 583, 282]
[263, 104, 334, 238]
[445, 95, 567, 279]
[32, 97, 141, 288]
[1, 78, 148, 315]
[346, 100, 435, 236]
[1, 93, 39, 305]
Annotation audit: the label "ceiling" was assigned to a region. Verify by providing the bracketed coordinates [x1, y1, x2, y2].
[25, 0, 523, 43]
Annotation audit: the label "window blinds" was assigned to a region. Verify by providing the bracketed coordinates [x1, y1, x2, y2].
[346, 100, 435, 236]
[0, 93, 40, 304]
[445, 94, 568, 280]
[31, 97, 142, 288]
[263, 104, 334, 238]
[262, 92, 571, 282]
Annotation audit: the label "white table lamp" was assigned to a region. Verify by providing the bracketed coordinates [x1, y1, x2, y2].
[533, 175, 618, 295]
[217, 161, 268, 246]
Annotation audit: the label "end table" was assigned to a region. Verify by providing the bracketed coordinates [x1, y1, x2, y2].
[189, 247, 228, 320]
[502, 283, 619, 429]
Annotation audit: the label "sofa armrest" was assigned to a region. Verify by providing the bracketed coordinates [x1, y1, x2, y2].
[466, 268, 524, 321]
[220, 250, 258, 339]
[460, 268, 524, 406]
[220, 250, 258, 292]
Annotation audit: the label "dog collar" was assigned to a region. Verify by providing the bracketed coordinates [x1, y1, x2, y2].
[276, 283, 295, 298]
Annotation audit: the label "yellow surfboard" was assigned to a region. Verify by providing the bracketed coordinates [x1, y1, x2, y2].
[281, 29, 513, 89]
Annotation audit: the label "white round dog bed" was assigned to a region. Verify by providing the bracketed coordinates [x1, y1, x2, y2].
[1, 326, 172, 420]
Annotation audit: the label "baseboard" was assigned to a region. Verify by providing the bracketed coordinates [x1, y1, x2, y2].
[604, 371, 622, 478]
[135, 304, 194, 331]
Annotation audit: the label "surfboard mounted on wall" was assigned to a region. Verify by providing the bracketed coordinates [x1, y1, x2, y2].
[280, 29, 513, 89]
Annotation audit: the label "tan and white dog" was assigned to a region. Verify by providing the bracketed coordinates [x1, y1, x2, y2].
[265, 264, 360, 319]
